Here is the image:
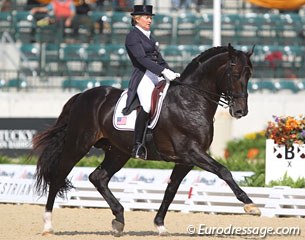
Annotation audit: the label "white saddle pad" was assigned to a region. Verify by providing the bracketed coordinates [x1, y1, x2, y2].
[113, 82, 170, 131]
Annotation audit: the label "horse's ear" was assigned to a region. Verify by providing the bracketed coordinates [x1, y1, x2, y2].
[247, 45, 255, 57]
[228, 43, 234, 51]
[228, 43, 234, 56]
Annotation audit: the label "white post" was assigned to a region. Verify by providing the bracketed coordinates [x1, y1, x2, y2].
[213, 0, 221, 47]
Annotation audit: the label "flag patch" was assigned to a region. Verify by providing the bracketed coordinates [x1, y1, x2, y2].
[116, 116, 127, 125]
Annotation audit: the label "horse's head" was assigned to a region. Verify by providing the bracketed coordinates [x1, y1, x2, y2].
[220, 44, 254, 119]
[178, 44, 254, 119]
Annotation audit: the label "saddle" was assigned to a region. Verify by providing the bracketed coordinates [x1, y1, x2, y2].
[113, 80, 169, 131]
[150, 80, 167, 120]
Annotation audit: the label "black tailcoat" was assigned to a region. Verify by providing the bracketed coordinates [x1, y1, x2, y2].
[122, 27, 170, 115]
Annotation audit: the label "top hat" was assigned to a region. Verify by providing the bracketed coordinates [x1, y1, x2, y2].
[130, 5, 155, 16]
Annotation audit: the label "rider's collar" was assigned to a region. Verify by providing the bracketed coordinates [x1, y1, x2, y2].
[136, 25, 151, 39]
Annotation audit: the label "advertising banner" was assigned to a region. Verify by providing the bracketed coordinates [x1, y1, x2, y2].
[0, 118, 55, 156]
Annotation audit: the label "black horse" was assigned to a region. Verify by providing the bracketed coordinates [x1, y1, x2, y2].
[32, 44, 260, 236]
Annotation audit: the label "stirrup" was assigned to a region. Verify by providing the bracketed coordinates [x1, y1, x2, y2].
[132, 144, 147, 160]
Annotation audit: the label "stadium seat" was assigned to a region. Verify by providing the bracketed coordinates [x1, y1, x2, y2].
[60, 44, 87, 77]
[278, 13, 303, 46]
[175, 13, 200, 45]
[43, 43, 61, 76]
[7, 78, 28, 89]
[19, 43, 40, 76]
[107, 44, 131, 77]
[99, 79, 121, 88]
[0, 12, 13, 37]
[13, 11, 36, 43]
[235, 13, 261, 45]
[35, 21, 60, 44]
[120, 79, 129, 89]
[110, 12, 130, 44]
[89, 11, 111, 43]
[197, 13, 213, 45]
[257, 14, 282, 45]
[151, 14, 174, 45]
[62, 78, 99, 91]
[256, 80, 279, 92]
[276, 79, 300, 93]
[295, 80, 305, 91]
[252, 45, 282, 78]
[85, 44, 110, 77]
[221, 14, 239, 45]
[161, 45, 185, 73]
[247, 81, 258, 93]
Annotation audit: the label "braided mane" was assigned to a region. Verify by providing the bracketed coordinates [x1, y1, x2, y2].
[180, 46, 230, 79]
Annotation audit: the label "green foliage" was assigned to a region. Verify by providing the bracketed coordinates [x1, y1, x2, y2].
[0, 155, 12, 164]
[218, 131, 267, 187]
[124, 159, 175, 169]
[76, 155, 175, 169]
[225, 131, 266, 161]
[0, 155, 36, 165]
[76, 156, 102, 167]
[268, 173, 305, 188]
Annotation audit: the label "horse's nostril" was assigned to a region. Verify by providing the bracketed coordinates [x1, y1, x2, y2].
[235, 109, 248, 117]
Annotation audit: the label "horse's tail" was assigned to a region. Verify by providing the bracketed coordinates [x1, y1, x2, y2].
[32, 93, 81, 197]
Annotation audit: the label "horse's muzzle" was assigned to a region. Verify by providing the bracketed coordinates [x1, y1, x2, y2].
[230, 108, 248, 119]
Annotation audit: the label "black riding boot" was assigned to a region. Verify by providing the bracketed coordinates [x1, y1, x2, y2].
[131, 108, 149, 159]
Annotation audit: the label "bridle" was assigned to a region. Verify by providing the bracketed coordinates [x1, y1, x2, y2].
[173, 52, 251, 109]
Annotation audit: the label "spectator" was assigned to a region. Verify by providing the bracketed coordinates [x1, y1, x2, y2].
[114, 0, 133, 12]
[172, 0, 192, 11]
[180, 0, 192, 10]
[26, 0, 42, 10]
[1, 0, 12, 12]
[31, 0, 76, 28]
[72, 0, 95, 42]
[171, 0, 180, 10]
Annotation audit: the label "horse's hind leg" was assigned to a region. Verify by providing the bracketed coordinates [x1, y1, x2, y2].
[193, 153, 261, 215]
[42, 146, 90, 235]
[89, 144, 130, 236]
[154, 164, 193, 235]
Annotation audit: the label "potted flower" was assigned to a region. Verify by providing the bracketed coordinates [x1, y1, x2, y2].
[265, 115, 305, 184]
[266, 115, 305, 147]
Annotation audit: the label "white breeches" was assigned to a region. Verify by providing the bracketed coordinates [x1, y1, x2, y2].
[137, 70, 164, 113]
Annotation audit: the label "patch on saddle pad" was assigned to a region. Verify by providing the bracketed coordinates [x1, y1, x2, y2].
[113, 81, 170, 131]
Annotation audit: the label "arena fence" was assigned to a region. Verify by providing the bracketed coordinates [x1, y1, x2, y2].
[0, 165, 304, 218]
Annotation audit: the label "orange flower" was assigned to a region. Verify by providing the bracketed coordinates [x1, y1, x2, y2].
[247, 148, 259, 159]
[285, 117, 298, 130]
[224, 149, 230, 159]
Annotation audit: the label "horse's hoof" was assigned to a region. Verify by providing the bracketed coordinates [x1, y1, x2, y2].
[156, 225, 170, 236]
[42, 230, 54, 236]
[244, 203, 261, 216]
[112, 219, 124, 237]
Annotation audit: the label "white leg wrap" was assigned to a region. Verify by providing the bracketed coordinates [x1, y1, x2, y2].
[156, 225, 169, 236]
[42, 211, 53, 234]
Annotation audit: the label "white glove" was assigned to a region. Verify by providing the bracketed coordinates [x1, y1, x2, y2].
[162, 68, 180, 81]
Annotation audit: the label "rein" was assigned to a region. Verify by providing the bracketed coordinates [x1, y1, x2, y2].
[172, 79, 231, 108]
[173, 52, 249, 109]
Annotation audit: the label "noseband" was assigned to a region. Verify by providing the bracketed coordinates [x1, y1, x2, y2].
[221, 57, 249, 108]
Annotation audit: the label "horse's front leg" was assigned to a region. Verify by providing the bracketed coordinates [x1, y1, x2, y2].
[89, 147, 130, 237]
[192, 152, 261, 215]
[154, 164, 193, 235]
